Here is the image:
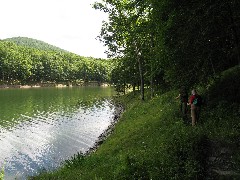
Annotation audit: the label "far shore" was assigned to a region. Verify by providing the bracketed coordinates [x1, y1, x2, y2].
[0, 82, 111, 89]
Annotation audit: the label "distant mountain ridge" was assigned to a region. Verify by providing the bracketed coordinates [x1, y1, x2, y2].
[3, 36, 68, 53]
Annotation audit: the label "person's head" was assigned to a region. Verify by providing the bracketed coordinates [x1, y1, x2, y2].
[181, 86, 186, 90]
[180, 86, 186, 92]
[192, 89, 197, 95]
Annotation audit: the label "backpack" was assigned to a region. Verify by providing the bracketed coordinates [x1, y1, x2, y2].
[193, 95, 202, 106]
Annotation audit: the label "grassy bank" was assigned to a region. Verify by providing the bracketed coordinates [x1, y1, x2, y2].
[32, 67, 240, 179]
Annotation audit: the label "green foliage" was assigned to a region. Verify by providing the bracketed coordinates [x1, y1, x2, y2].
[94, 0, 240, 97]
[160, 0, 240, 88]
[207, 66, 240, 104]
[0, 39, 112, 84]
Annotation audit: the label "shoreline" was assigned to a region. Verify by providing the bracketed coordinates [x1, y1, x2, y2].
[0, 83, 111, 89]
[85, 100, 124, 155]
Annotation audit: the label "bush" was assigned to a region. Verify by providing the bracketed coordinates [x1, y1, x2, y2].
[208, 66, 240, 104]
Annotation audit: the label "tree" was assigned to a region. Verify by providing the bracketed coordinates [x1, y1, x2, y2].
[94, 0, 154, 100]
[151, 0, 240, 88]
[0, 40, 111, 85]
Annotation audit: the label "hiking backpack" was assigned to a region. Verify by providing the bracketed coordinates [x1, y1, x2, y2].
[193, 95, 202, 106]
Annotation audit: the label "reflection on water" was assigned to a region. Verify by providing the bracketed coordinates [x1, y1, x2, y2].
[0, 87, 116, 179]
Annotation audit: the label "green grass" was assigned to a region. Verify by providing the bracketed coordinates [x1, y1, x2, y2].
[31, 67, 240, 179]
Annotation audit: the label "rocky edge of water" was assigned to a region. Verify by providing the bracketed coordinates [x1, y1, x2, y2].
[85, 101, 124, 155]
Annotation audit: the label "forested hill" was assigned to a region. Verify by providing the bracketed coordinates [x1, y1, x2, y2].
[0, 38, 112, 85]
[3, 37, 68, 52]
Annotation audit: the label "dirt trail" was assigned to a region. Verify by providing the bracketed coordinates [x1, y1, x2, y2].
[206, 139, 240, 179]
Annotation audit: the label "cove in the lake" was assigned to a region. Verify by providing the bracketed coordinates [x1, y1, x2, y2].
[0, 87, 118, 179]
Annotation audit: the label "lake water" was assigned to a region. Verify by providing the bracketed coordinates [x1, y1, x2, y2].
[0, 87, 116, 179]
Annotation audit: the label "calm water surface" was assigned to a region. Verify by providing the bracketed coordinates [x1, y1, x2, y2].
[0, 87, 116, 179]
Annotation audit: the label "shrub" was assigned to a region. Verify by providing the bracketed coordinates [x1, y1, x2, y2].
[208, 66, 240, 104]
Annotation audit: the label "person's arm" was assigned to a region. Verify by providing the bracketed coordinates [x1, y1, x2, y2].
[175, 94, 180, 99]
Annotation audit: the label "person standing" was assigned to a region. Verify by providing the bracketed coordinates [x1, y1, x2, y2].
[188, 89, 202, 126]
[176, 86, 188, 123]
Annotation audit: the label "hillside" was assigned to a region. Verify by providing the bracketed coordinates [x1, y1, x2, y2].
[0, 39, 111, 85]
[3, 37, 68, 52]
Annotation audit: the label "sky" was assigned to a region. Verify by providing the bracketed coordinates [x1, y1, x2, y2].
[0, 0, 108, 58]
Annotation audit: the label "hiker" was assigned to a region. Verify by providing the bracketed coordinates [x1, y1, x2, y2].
[188, 89, 202, 126]
[175, 86, 188, 123]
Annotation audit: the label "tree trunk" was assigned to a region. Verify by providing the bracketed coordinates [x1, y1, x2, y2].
[227, 2, 240, 65]
[150, 33, 155, 98]
[137, 55, 144, 101]
[150, 68, 154, 99]
[133, 83, 136, 95]
[134, 40, 145, 100]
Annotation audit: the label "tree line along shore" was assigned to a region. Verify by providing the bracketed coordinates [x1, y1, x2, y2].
[0, 82, 110, 89]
